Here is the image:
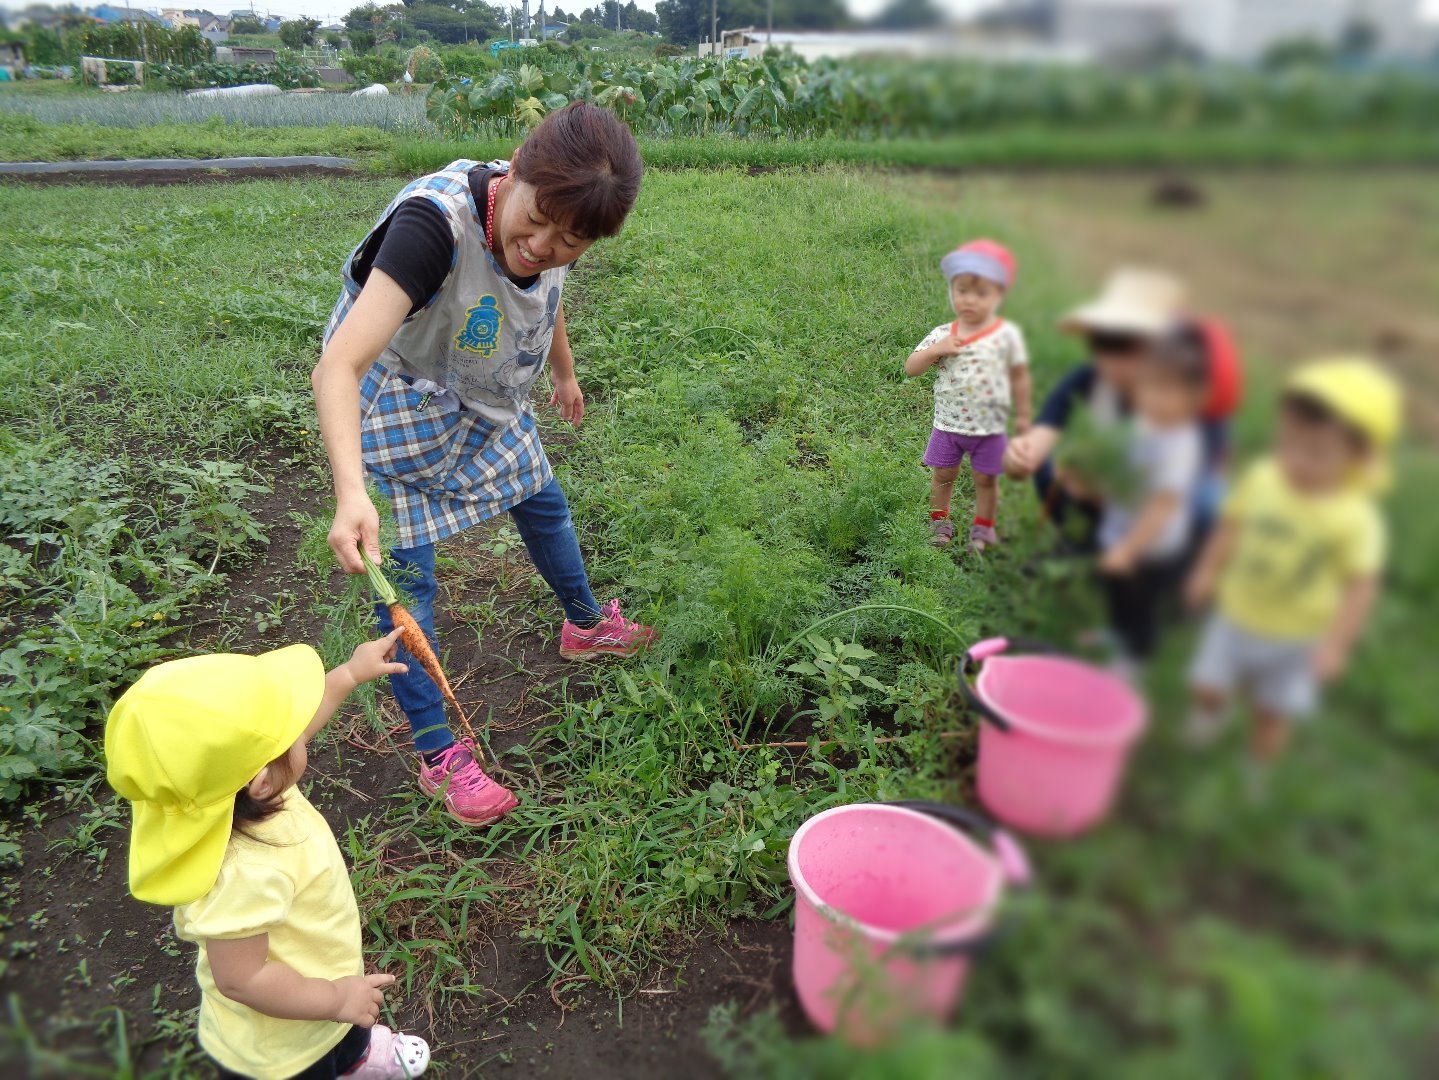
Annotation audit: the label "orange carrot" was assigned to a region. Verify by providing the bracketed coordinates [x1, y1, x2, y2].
[361, 549, 481, 754]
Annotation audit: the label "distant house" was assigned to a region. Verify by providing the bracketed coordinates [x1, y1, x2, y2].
[540, 21, 568, 40]
[200, 15, 229, 42]
[262, 16, 281, 32]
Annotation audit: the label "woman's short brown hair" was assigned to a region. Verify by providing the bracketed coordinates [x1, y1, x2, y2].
[512, 101, 642, 241]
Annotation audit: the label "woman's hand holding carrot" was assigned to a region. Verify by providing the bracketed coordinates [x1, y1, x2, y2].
[328, 494, 382, 576]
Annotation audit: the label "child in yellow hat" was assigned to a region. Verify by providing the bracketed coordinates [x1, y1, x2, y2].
[1184, 358, 1400, 789]
[106, 629, 434, 1080]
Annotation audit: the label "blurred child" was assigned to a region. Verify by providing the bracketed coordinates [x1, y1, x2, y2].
[1186, 358, 1399, 782]
[1096, 326, 1210, 678]
[106, 631, 433, 1080]
[1004, 267, 1185, 547]
[904, 239, 1031, 553]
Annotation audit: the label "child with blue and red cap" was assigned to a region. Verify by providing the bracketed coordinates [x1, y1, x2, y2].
[904, 239, 1031, 552]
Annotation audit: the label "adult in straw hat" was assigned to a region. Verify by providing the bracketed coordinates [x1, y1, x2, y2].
[1004, 267, 1240, 550]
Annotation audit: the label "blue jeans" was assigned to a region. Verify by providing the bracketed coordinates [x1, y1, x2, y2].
[375, 477, 601, 755]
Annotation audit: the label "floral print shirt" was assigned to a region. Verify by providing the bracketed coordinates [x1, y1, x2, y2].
[916, 319, 1028, 436]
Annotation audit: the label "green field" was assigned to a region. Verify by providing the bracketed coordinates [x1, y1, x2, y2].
[1, 167, 1437, 1077]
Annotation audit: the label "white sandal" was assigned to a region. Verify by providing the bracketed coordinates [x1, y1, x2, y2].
[343, 1024, 431, 1079]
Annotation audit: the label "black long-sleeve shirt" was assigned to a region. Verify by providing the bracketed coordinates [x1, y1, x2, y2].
[350, 167, 540, 316]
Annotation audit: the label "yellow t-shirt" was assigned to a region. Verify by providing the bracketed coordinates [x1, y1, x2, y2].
[173, 789, 362, 1080]
[1218, 458, 1385, 640]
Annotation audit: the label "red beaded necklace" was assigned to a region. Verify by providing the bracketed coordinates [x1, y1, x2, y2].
[484, 173, 507, 253]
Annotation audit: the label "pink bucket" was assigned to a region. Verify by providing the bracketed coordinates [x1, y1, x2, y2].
[964, 637, 1147, 837]
[787, 802, 1029, 1044]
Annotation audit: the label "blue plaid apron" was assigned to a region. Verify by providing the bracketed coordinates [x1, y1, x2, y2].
[353, 361, 552, 549]
[326, 161, 561, 549]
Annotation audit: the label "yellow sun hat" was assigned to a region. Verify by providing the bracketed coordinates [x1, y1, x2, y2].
[105, 645, 325, 906]
[1285, 357, 1403, 450]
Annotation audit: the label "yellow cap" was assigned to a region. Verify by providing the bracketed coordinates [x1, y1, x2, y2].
[1286, 357, 1402, 449]
[105, 645, 324, 906]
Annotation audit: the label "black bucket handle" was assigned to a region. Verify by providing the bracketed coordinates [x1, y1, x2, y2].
[957, 636, 1065, 733]
[883, 800, 1032, 958]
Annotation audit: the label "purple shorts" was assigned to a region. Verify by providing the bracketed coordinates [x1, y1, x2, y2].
[922, 429, 1008, 475]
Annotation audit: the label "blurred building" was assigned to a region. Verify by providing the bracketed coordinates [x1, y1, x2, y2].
[1053, 0, 1179, 61]
[997, 0, 1431, 61]
[1180, 0, 1427, 61]
[699, 25, 1087, 61]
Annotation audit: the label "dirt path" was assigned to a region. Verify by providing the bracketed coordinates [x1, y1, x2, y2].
[0, 156, 361, 185]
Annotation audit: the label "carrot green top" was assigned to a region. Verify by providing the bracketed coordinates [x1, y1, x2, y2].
[359, 549, 399, 607]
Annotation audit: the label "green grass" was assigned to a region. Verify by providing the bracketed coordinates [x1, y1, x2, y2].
[7, 103, 1439, 169]
[0, 114, 396, 163]
[2, 169, 1436, 1075]
[392, 127, 1439, 172]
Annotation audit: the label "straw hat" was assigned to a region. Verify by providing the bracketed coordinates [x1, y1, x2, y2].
[1061, 267, 1187, 338]
[105, 645, 325, 906]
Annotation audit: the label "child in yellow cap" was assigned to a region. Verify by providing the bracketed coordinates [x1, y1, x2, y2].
[1184, 358, 1400, 788]
[106, 629, 434, 1080]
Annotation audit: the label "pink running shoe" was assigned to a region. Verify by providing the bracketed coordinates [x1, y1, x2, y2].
[969, 523, 999, 554]
[343, 1024, 430, 1078]
[418, 740, 518, 826]
[559, 599, 657, 660]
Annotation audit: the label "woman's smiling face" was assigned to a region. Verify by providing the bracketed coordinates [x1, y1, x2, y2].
[494, 178, 596, 275]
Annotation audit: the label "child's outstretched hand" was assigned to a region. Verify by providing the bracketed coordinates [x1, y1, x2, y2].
[332, 972, 397, 1028]
[1099, 545, 1137, 577]
[1312, 640, 1349, 684]
[344, 627, 409, 685]
[1184, 570, 1216, 611]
